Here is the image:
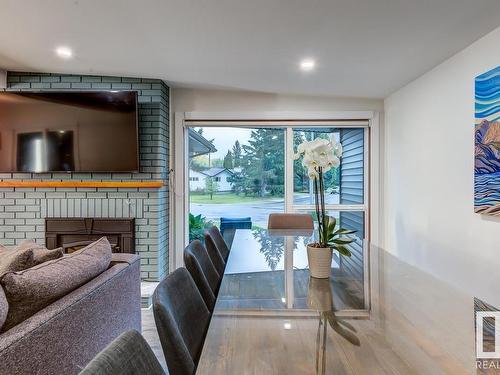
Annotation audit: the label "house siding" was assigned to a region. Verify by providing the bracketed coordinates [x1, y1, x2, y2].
[339, 128, 365, 287]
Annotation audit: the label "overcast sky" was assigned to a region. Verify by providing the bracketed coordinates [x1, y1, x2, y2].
[195, 127, 253, 159]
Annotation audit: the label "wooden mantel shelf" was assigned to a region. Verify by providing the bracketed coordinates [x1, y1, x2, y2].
[0, 181, 164, 188]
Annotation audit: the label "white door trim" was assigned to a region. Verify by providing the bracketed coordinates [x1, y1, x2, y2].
[183, 111, 375, 121]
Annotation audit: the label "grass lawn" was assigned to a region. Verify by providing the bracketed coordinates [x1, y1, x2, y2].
[190, 193, 279, 204]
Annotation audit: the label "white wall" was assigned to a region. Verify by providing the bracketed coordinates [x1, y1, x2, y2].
[172, 88, 383, 113]
[384, 27, 500, 307]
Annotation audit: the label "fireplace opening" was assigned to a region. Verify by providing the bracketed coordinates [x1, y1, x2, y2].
[45, 218, 135, 254]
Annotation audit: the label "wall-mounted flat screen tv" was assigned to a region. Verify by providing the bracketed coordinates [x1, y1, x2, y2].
[0, 91, 139, 172]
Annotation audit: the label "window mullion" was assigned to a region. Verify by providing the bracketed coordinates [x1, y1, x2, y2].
[292, 204, 366, 211]
[284, 128, 294, 213]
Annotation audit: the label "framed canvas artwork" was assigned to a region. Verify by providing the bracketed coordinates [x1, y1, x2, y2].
[475, 66, 500, 216]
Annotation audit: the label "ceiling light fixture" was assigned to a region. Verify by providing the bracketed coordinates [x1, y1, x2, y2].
[299, 58, 315, 72]
[55, 46, 73, 59]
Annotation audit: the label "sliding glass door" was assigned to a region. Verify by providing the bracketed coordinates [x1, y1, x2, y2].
[183, 121, 369, 311]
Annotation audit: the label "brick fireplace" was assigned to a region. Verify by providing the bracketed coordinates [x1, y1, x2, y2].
[0, 72, 170, 281]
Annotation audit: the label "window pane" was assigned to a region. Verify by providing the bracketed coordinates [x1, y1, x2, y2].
[293, 128, 364, 205]
[293, 210, 365, 310]
[188, 127, 285, 241]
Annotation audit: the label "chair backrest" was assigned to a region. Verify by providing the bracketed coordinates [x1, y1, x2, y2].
[79, 330, 165, 375]
[203, 234, 225, 276]
[267, 213, 314, 230]
[153, 268, 210, 375]
[205, 226, 230, 262]
[184, 240, 220, 310]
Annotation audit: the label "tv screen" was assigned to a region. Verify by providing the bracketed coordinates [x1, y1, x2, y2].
[0, 91, 139, 172]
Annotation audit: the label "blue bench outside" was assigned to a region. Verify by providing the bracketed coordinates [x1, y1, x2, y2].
[220, 217, 252, 235]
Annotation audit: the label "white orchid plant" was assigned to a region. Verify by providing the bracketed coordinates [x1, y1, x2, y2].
[294, 138, 355, 256]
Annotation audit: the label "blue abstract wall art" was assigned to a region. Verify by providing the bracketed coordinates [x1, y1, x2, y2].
[475, 66, 500, 216]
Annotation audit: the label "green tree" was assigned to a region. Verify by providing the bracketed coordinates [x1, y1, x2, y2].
[293, 131, 308, 194]
[293, 131, 341, 198]
[205, 176, 218, 200]
[228, 171, 246, 195]
[223, 151, 233, 169]
[241, 129, 284, 197]
[210, 158, 224, 168]
[232, 140, 242, 167]
[190, 155, 209, 172]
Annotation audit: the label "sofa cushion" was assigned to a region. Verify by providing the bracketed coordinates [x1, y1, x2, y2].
[0, 286, 7, 331]
[0, 244, 35, 277]
[0, 237, 112, 332]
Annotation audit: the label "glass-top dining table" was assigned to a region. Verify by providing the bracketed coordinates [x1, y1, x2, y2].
[195, 229, 372, 374]
[195, 229, 484, 374]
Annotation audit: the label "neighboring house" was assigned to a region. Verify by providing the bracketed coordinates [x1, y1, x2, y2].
[189, 170, 208, 191]
[189, 167, 234, 192]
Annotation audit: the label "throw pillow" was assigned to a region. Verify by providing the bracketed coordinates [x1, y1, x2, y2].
[16, 240, 64, 265]
[0, 244, 35, 277]
[0, 237, 112, 332]
[0, 286, 8, 331]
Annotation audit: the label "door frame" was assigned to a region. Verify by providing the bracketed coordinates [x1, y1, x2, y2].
[171, 111, 380, 309]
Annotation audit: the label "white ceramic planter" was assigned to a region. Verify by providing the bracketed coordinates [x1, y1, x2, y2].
[307, 245, 332, 279]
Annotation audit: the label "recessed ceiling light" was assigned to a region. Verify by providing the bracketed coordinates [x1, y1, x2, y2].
[299, 58, 315, 72]
[55, 46, 73, 59]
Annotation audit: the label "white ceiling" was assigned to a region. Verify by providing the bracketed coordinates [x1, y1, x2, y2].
[1, 0, 500, 98]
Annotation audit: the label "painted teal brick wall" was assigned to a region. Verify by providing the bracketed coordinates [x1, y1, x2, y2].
[0, 72, 170, 281]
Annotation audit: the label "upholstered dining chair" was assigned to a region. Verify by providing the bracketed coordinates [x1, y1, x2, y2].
[267, 213, 314, 230]
[184, 240, 220, 311]
[205, 226, 230, 263]
[79, 330, 165, 375]
[203, 231, 225, 275]
[153, 268, 211, 375]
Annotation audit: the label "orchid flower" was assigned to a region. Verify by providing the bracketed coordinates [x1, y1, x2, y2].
[294, 137, 355, 254]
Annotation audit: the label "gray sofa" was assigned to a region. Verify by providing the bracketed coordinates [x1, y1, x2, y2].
[0, 253, 141, 375]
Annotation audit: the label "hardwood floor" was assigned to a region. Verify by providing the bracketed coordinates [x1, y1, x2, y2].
[141, 307, 167, 371]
